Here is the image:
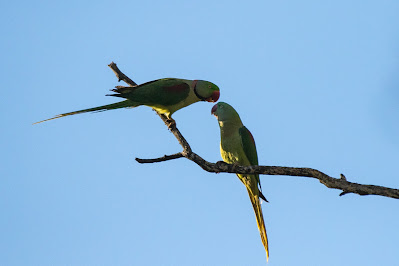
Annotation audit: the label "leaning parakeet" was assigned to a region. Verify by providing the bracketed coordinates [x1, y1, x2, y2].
[211, 102, 269, 261]
[34, 78, 220, 124]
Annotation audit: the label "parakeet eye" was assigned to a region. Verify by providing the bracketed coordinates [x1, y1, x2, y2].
[208, 85, 212, 88]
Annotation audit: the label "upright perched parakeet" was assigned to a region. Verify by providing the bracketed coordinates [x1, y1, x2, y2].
[34, 78, 220, 124]
[211, 102, 269, 261]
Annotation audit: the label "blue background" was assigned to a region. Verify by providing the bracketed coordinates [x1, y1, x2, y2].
[2, 0, 398, 265]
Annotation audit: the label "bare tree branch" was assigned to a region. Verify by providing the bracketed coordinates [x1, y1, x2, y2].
[108, 62, 399, 200]
[108, 62, 137, 86]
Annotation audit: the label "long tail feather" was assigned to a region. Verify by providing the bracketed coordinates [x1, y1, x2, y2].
[33, 100, 136, 124]
[247, 188, 269, 261]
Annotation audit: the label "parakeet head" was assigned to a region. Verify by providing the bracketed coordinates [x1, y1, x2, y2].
[211, 102, 241, 123]
[194, 80, 220, 102]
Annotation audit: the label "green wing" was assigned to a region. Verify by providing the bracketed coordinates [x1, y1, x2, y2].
[109, 78, 190, 106]
[239, 126, 259, 166]
[239, 126, 268, 201]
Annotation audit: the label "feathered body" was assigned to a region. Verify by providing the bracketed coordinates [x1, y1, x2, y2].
[212, 102, 269, 261]
[35, 78, 220, 124]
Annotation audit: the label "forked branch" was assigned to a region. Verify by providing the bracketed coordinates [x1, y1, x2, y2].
[108, 62, 399, 200]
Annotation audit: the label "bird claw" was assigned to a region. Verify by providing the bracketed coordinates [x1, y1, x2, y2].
[230, 162, 240, 172]
[215, 161, 227, 173]
[166, 118, 176, 130]
[215, 161, 227, 167]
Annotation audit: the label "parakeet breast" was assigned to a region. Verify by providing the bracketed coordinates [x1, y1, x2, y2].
[220, 130, 250, 166]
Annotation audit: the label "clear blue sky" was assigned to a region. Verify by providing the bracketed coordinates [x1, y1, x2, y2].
[1, 0, 399, 265]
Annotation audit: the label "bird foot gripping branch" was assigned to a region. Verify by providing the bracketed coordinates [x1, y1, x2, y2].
[165, 117, 176, 130]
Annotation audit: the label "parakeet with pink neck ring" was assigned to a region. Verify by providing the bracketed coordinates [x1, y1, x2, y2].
[34, 78, 220, 124]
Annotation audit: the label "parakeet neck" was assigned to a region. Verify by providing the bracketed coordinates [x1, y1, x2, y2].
[192, 80, 207, 101]
[218, 119, 243, 136]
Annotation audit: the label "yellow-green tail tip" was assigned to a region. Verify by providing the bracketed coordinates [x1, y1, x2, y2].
[33, 115, 65, 125]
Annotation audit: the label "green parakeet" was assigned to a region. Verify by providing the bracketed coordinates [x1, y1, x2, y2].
[211, 102, 269, 261]
[34, 78, 220, 124]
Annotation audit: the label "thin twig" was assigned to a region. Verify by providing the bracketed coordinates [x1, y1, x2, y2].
[108, 62, 137, 86]
[135, 153, 184, 163]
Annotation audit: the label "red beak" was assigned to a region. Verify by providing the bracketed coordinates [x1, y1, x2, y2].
[211, 104, 218, 116]
[207, 90, 220, 102]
